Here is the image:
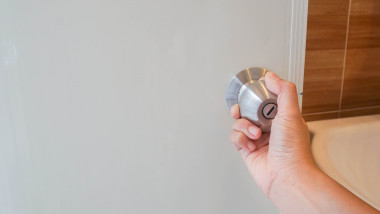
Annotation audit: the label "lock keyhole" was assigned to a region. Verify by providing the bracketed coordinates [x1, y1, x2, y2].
[262, 103, 277, 119]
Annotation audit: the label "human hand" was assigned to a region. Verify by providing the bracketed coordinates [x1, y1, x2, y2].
[229, 72, 316, 198]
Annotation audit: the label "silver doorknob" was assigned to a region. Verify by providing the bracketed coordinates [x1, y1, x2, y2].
[225, 67, 278, 132]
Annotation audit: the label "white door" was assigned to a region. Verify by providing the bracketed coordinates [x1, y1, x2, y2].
[0, 0, 307, 213]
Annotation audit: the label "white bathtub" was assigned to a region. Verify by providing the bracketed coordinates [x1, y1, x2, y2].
[307, 115, 380, 210]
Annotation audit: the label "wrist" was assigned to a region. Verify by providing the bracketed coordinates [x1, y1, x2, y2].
[267, 160, 378, 214]
[266, 164, 324, 213]
[268, 161, 321, 202]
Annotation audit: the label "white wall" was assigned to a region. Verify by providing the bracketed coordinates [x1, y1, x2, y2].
[1, 0, 293, 213]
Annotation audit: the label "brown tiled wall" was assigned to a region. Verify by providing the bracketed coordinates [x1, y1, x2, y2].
[302, 0, 380, 121]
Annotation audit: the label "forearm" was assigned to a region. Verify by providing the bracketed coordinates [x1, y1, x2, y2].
[269, 165, 379, 214]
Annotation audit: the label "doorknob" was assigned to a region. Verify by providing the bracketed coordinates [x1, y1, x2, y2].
[225, 67, 278, 132]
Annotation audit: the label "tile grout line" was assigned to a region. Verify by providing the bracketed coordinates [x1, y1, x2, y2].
[338, 0, 352, 117]
[303, 110, 339, 116]
[340, 105, 380, 112]
[303, 105, 380, 116]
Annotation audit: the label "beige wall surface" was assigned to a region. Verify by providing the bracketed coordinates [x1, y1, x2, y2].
[0, 0, 294, 213]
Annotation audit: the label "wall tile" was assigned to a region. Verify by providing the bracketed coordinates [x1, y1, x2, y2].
[341, 48, 380, 109]
[306, 15, 348, 50]
[347, 15, 380, 48]
[302, 50, 344, 113]
[350, 0, 380, 15]
[308, 0, 349, 16]
[302, 0, 380, 121]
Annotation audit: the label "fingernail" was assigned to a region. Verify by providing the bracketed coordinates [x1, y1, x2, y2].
[248, 126, 258, 136]
[247, 142, 256, 151]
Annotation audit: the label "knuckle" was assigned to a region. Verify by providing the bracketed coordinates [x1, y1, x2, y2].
[232, 120, 241, 130]
[236, 119, 249, 130]
[229, 131, 246, 149]
[285, 82, 297, 91]
[236, 132, 246, 144]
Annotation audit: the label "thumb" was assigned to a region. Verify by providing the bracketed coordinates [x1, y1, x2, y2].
[264, 72, 301, 116]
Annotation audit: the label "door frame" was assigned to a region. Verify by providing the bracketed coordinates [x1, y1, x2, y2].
[287, 0, 308, 109]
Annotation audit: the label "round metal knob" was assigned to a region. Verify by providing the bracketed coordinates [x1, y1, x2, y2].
[225, 67, 278, 132]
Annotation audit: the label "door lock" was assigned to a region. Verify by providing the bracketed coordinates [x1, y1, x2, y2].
[225, 67, 278, 132]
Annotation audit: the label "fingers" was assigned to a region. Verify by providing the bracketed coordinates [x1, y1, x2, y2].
[253, 133, 270, 149]
[232, 118, 262, 140]
[230, 104, 240, 119]
[264, 72, 301, 116]
[230, 131, 270, 160]
[230, 131, 256, 151]
[230, 106, 264, 152]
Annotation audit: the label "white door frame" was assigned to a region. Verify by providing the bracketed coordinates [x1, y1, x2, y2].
[287, 0, 309, 109]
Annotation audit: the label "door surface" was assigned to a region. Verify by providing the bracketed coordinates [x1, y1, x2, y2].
[0, 0, 303, 213]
